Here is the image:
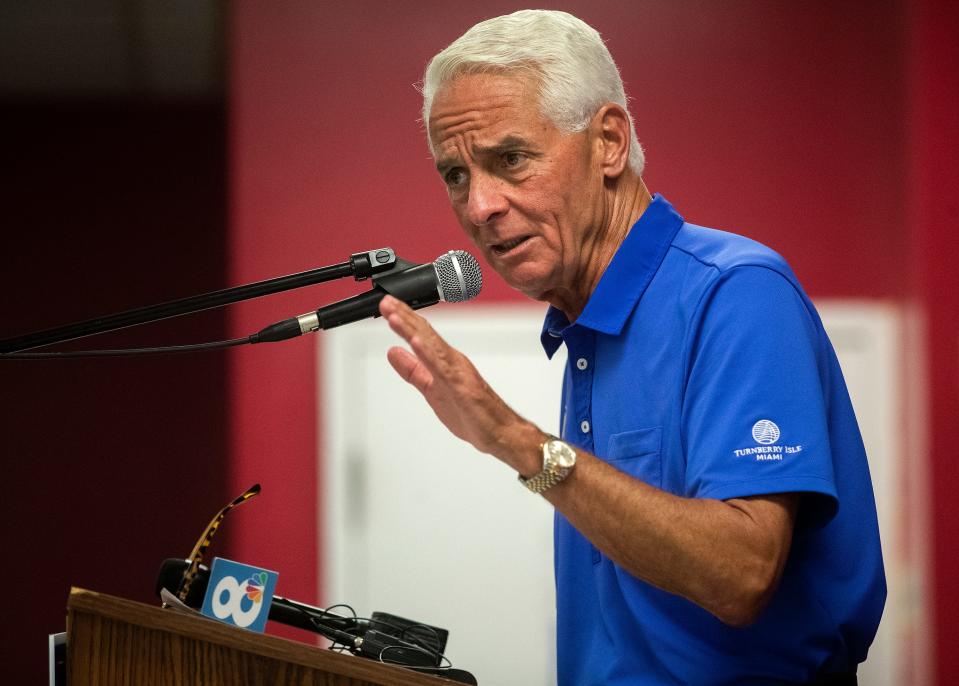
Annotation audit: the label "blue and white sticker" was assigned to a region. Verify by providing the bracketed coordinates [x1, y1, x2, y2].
[200, 557, 278, 632]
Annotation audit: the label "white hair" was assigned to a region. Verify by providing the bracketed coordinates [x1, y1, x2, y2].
[420, 9, 644, 175]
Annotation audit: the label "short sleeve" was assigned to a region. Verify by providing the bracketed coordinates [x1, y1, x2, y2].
[681, 266, 838, 506]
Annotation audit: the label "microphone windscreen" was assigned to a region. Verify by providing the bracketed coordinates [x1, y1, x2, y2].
[434, 250, 482, 303]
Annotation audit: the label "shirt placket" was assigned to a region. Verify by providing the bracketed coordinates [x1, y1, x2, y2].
[562, 326, 601, 564]
[562, 327, 595, 455]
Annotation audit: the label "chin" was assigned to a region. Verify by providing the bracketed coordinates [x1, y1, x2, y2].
[507, 279, 552, 303]
[496, 267, 536, 293]
[491, 260, 555, 300]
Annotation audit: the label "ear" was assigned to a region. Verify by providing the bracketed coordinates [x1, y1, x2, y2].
[592, 103, 632, 179]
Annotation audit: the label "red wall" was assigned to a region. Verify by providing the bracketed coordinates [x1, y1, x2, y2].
[909, 0, 959, 679]
[230, 0, 957, 679]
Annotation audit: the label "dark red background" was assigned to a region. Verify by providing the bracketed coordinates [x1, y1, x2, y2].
[2, 1, 956, 682]
[0, 103, 230, 678]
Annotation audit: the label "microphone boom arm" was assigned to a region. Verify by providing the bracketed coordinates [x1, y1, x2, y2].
[0, 248, 400, 353]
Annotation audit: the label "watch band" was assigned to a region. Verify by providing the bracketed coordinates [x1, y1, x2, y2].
[521, 465, 568, 494]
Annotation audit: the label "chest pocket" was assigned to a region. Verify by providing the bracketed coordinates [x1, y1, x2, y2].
[606, 426, 663, 489]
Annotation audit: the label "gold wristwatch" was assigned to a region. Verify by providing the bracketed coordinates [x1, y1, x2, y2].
[519, 435, 577, 494]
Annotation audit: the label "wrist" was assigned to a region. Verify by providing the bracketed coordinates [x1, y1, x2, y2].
[491, 420, 550, 477]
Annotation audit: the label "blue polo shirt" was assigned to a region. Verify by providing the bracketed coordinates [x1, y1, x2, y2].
[542, 195, 885, 685]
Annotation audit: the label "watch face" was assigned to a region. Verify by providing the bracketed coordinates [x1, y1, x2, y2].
[547, 440, 576, 469]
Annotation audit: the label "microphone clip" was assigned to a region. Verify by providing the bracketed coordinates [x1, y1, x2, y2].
[349, 248, 400, 281]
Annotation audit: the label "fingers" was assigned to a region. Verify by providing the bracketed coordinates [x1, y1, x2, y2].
[379, 295, 451, 373]
[379, 295, 424, 340]
[386, 346, 433, 393]
[380, 296, 442, 393]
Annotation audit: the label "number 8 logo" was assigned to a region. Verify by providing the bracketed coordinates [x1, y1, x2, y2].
[210, 575, 263, 628]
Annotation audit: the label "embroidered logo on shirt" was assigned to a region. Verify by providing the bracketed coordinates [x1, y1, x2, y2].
[751, 419, 781, 445]
[732, 419, 803, 461]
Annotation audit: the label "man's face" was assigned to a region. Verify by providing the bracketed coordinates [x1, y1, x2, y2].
[428, 72, 605, 304]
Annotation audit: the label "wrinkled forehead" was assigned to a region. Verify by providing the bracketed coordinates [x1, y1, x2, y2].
[426, 71, 550, 155]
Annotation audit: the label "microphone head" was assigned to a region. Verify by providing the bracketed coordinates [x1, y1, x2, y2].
[433, 250, 483, 303]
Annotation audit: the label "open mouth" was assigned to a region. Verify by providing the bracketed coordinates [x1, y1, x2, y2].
[491, 235, 531, 256]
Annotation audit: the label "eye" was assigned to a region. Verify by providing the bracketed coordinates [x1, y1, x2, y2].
[502, 151, 527, 168]
[444, 167, 468, 188]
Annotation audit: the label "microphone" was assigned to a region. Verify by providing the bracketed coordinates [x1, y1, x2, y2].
[253, 250, 483, 344]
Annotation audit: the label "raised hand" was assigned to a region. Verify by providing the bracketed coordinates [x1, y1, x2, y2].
[378, 294, 541, 470]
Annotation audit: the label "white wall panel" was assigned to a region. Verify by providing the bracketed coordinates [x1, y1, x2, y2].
[324, 306, 563, 685]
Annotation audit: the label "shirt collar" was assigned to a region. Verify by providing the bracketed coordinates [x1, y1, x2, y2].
[540, 194, 684, 357]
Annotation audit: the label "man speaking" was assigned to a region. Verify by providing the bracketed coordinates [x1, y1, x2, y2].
[378, 9, 885, 685]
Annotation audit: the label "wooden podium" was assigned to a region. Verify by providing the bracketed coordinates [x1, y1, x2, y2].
[67, 588, 465, 685]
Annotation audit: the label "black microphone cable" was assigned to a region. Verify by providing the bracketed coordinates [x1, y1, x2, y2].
[0, 336, 252, 359]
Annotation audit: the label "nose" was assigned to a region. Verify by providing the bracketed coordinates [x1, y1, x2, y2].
[465, 172, 508, 226]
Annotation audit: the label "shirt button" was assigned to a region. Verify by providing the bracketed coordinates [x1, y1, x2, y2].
[576, 357, 588, 370]
[580, 420, 591, 434]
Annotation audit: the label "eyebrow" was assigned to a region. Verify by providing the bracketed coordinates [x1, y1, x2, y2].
[435, 135, 534, 172]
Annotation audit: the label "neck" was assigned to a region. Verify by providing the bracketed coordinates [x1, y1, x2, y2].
[550, 174, 652, 321]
